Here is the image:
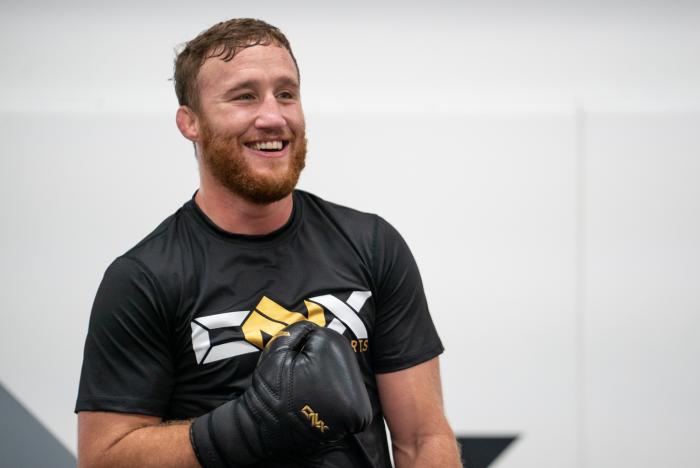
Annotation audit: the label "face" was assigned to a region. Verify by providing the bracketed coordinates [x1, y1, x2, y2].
[194, 44, 306, 204]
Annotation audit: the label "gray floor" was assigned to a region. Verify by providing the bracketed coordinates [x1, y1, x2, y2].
[0, 383, 76, 467]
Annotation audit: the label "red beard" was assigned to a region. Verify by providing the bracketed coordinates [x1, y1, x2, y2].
[199, 118, 307, 205]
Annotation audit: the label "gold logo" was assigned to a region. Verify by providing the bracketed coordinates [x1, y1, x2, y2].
[301, 404, 329, 433]
[242, 296, 326, 350]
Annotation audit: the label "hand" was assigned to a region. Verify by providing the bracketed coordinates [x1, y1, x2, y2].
[190, 321, 372, 467]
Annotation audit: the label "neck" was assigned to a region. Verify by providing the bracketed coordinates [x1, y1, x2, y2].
[195, 182, 294, 236]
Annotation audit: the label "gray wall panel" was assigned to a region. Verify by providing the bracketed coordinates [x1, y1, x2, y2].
[585, 111, 700, 468]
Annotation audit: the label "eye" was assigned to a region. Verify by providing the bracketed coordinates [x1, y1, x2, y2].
[277, 91, 296, 100]
[234, 93, 255, 101]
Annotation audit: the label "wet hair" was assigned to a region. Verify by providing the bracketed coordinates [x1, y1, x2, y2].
[174, 18, 298, 111]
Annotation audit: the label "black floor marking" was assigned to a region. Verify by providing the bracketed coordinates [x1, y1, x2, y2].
[457, 435, 518, 468]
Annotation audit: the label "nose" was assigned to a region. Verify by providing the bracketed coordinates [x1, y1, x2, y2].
[255, 94, 286, 130]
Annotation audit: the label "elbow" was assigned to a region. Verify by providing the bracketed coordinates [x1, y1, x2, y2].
[391, 430, 462, 468]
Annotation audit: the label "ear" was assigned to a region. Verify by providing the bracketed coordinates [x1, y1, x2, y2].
[176, 105, 200, 141]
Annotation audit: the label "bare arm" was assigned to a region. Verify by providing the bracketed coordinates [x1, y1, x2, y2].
[77, 412, 199, 468]
[376, 357, 462, 468]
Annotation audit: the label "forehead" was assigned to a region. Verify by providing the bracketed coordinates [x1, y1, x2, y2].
[197, 44, 299, 93]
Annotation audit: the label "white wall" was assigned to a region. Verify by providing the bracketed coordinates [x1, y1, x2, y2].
[1, 1, 699, 467]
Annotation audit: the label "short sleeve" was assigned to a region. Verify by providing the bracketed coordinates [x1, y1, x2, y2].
[370, 217, 444, 373]
[75, 256, 174, 416]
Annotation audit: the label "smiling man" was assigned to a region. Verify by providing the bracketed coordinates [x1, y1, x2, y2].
[75, 18, 461, 468]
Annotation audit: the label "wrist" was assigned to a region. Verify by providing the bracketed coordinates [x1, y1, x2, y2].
[190, 412, 229, 468]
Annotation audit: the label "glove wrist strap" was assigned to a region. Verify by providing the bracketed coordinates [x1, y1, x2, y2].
[190, 413, 230, 468]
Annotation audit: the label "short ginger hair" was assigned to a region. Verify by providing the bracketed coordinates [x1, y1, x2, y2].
[174, 18, 299, 111]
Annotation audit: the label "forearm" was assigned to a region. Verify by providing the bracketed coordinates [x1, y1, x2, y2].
[79, 419, 199, 468]
[392, 433, 462, 468]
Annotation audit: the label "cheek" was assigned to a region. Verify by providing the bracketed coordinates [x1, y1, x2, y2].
[288, 115, 306, 135]
[228, 119, 254, 136]
[209, 110, 254, 135]
[283, 106, 305, 132]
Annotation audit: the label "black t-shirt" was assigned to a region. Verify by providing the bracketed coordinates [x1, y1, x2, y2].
[76, 190, 443, 467]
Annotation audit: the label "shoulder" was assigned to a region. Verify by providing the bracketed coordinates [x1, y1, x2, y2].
[102, 200, 197, 303]
[295, 189, 407, 255]
[120, 199, 199, 271]
[295, 189, 398, 238]
[123, 204, 187, 263]
[296, 190, 377, 224]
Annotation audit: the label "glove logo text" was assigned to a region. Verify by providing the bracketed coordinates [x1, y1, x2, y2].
[301, 404, 329, 433]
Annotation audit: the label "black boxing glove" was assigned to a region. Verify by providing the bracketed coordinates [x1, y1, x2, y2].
[190, 321, 372, 467]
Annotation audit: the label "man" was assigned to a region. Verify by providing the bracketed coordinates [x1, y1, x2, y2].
[76, 18, 461, 468]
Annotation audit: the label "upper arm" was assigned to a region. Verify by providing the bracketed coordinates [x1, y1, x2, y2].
[371, 217, 444, 373]
[371, 218, 460, 465]
[77, 411, 161, 467]
[76, 256, 174, 416]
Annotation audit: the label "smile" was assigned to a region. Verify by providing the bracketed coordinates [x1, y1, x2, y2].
[245, 140, 288, 152]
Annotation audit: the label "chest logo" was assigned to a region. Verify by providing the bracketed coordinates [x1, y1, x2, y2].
[190, 291, 372, 365]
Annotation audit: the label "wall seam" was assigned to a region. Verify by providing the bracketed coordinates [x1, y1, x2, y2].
[574, 103, 588, 468]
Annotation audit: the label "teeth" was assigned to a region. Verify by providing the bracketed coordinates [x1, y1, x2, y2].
[251, 140, 283, 151]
